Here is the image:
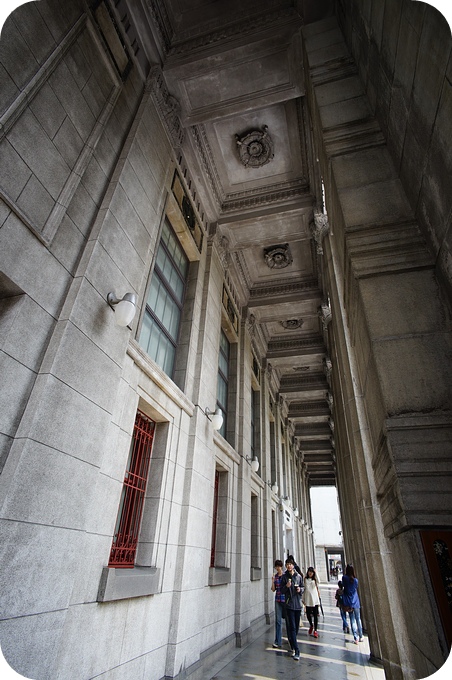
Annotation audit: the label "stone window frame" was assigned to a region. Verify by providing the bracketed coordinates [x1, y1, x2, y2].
[97, 388, 187, 602]
[208, 456, 234, 587]
[216, 311, 239, 448]
[250, 491, 261, 580]
[138, 217, 190, 380]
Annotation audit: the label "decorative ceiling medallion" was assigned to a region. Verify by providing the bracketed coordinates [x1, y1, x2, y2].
[235, 125, 274, 168]
[263, 243, 293, 269]
[281, 318, 303, 330]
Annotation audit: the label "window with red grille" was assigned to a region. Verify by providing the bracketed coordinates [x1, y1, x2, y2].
[108, 411, 155, 568]
[210, 470, 220, 567]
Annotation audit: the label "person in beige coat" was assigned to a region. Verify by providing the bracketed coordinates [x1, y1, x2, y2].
[302, 566, 320, 637]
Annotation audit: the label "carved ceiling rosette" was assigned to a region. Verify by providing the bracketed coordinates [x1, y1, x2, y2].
[281, 318, 304, 330]
[235, 125, 274, 168]
[263, 243, 293, 269]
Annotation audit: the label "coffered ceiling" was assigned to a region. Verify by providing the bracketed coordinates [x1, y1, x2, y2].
[128, 0, 336, 485]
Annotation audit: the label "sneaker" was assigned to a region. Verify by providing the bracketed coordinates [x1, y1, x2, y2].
[354, 639, 359, 645]
[273, 643, 281, 648]
[313, 631, 319, 638]
[346, 627, 350, 634]
[308, 626, 313, 635]
[291, 650, 296, 657]
[293, 654, 300, 661]
[359, 637, 363, 642]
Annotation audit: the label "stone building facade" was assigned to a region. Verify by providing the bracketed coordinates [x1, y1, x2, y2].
[0, 2, 451, 680]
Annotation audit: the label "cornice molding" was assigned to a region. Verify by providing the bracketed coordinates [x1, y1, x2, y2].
[190, 125, 223, 208]
[166, 7, 300, 58]
[280, 373, 328, 388]
[267, 335, 324, 353]
[221, 180, 309, 214]
[249, 278, 319, 301]
[345, 219, 435, 277]
[147, 0, 173, 54]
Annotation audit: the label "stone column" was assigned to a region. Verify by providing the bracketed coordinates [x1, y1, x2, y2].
[303, 15, 452, 680]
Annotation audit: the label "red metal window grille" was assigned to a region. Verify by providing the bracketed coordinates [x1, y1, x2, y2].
[210, 470, 220, 567]
[108, 411, 155, 568]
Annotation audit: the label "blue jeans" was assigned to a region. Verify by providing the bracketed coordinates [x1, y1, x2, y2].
[274, 600, 284, 646]
[285, 608, 301, 654]
[348, 608, 363, 640]
[339, 607, 348, 631]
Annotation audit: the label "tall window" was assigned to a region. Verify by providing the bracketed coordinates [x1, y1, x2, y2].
[251, 389, 256, 458]
[210, 468, 228, 569]
[108, 411, 155, 568]
[251, 493, 260, 573]
[251, 388, 261, 459]
[139, 220, 189, 377]
[216, 330, 230, 439]
[210, 470, 220, 568]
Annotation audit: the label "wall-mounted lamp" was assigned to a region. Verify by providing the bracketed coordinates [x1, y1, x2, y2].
[267, 481, 278, 494]
[107, 292, 137, 327]
[195, 405, 223, 431]
[245, 455, 259, 473]
[293, 507, 299, 518]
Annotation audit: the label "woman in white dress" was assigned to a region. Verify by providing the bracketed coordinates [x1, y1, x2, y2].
[302, 566, 321, 637]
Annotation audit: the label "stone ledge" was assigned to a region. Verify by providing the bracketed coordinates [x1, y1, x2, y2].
[208, 566, 231, 586]
[250, 567, 262, 581]
[97, 565, 160, 602]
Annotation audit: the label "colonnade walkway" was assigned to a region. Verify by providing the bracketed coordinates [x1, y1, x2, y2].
[206, 583, 385, 680]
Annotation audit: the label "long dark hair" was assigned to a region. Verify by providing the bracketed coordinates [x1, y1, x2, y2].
[306, 566, 316, 580]
[345, 564, 356, 578]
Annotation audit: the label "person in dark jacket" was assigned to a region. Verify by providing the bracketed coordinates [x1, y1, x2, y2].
[281, 558, 303, 660]
[342, 564, 363, 644]
[335, 580, 349, 633]
[287, 554, 303, 576]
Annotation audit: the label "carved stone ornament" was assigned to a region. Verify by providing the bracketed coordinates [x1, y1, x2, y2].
[235, 125, 274, 168]
[264, 243, 293, 269]
[216, 234, 230, 267]
[323, 356, 332, 382]
[281, 318, 303, 330]
[311, 207, 330, 255]
[247, 312, 256, 337]
[318, 301, 332, 329]
[147, 66, 184, 148]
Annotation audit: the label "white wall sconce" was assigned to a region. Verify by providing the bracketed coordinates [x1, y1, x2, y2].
[267, 481, 278, 494]
[196, 405, 224, 431]
[245, 455, 259, 473]
[293, 507, 299, 518]
[107, 292, 137, 327]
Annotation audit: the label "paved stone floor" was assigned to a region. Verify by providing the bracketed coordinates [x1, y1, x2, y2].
[206, 583, 385, 680]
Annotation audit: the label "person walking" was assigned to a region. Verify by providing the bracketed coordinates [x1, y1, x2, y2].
[342, 564, 363, 644]
[302, 566, 321, 638]
[288, 554, 303, 576]
[335, 580, 349, 633]
[281, 558, 303, 661]
[271, 560, 285, 648]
